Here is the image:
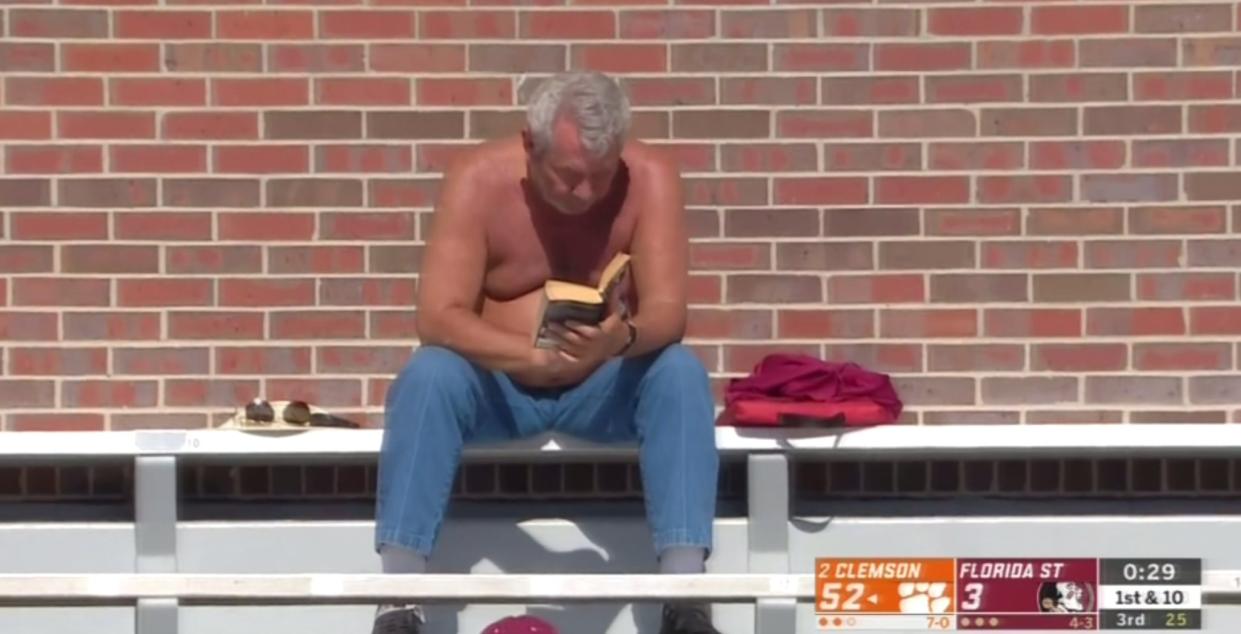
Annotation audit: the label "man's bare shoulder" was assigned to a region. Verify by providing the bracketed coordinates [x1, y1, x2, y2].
[621, 139, 681, 183]
[441, 136, 524, 196]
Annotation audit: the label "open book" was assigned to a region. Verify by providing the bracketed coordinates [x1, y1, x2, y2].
[533, 252, 631, 348]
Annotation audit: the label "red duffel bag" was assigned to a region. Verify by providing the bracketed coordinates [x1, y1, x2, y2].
[716, 353, 903, 428]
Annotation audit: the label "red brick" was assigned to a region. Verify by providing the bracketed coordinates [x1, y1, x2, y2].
[672, 43, 767, 72]
[1035, 273, 1132, 302]
[265, 379, 363, 408]
[63, 245, 158, 275]
[113, 348, 208, 376]
[685, 309, 773, 340]
[417, 78, 509, 106]
[370, 179, 437, 208]
[272, 44, 367, 73]
[823, 143, 920, 172]
[985, 308, 1082, 338]
[111, 145, 206, 173]
[574, 44, 666, 73]
[218, 212, 314, 241]
[929, 7, 1022, 36]
[5, 77, 104, 106]
[1030, 73, 1128, 103]
[1032, 5, 1128, 35]
[0, 42, 54, 72]
[116, 279, 211, 307]
[9, 414, 104, 432]
[619, 10, 713, 39]
[880, 309, 976, 338]
[0, 380, 55, 408]
[9, 348, 107, 376]
[1033, 343, 1127, 372]
[271, 246, 366, 274]
[721, 144, 815, 173]
[1188, 239, 1241, 267]
[978, 40, 1075, 69]
[321, 10, 415, 39]
[163, 112, 258, 140]
[1182, 36, 1241, 66]
[372, 311, 419, 340]
[720, 77, 816, 106]
[928, 142, 1022, 172]
[1027, 207, 1124, 236]
[63, 43, 160, 72]
[623, 78, 714, 107]
[0, 246, 54, 273]
[822, 8, 919, 37]
[895, 378, 976, 407]
[1086, 240, 1182, 269]
[724, 275, 822, 304]
[164, 178, 260, 208]
[319, 78, 411, 107]
[777, 110, 873, 139]
[978, 176, 1071, 204]
[1086, 105, 1182, 136]
[165, 379, 259, 407]
[691, 243, 770, 270]
[876, 43, 971, 71]
[1139, 272, 1235, 302]
[317, 346, 412, 375]
[115, 10, 210, 38]
[62, 380, 157, 408]
[521, 10, 612, 38]
[879, 109, 974, 138]
[166, 247, 262, 275]
[982, 241, 1078, 269]
[822, 76, 919, 106]
[375, 43, 465, 73]
[776, 243, 871, 272]
[1189, 377, 1241, 405]
[166, 43, 262, 73]
[214, 145, 308, 174]
[721, 9, 816, 38]
[724, 209, 812, 238]
[63, 312, 158, 341]
[217, 10, 314, 39]
[1191, 307, 1241, 334]
[1133, 139, 1229, 167]
[270, 311, 366, 339]
[1080, 38, 1178, 68]
[1136, 343, 1232, 371]
[219, 279, 315, 307]
[876, 176, 969, 205]
[1131, 205, 1227, 234]
[420, 10, 516, 39]
[0, 312, 60, 342]
[110, 78, 206, 107]
[1087, 377, 1183, 406]
[683, 178, 767, 206]
[1087, 307, 1185, 337]
[1135, 4, 1234, 33]
[168, 312, 264, 340]
[926, 209, 1021, 237]
[0, 112, 53, 140]
[214, 78, 308, 107]
[773, 177, 868, 205]
[982, 108, 1077, 137]
[5, 145, 102, 175]
[822, 209, 919, 238]
[10, 9, 108, 38]
[1082, 174, 1180, 203]
[926, 75, 1023, 104]
[1187, 172, 1241, 201]
[983, 377, 1079, 406]
[320, 279, 416, 307]
[1136, 71, 1234, 100]
[724, 344, 821, 374]
[13, 278, 109, 307]
[216, 347, 313, 375]
[929, 344, 1024, 372]
[776, 310, 873, 339]
[1029, 141, 1126, 170]
[823, 344, 921, 374]
[773, 44, 868, 72]
[930, 273, 1029, 303]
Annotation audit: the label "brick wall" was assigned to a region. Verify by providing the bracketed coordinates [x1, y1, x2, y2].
[1, 1, 1239, 432]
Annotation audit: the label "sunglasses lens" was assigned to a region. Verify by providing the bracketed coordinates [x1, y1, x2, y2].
[284, 400, 311, 424]
[245, 399, 274, 422]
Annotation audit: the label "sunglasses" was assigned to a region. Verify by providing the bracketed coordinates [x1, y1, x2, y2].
[243, 398, 359, 429]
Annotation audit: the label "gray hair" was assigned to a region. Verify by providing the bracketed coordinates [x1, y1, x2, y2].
[524, 71, 631, 159]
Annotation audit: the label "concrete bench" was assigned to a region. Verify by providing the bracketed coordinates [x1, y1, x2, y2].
[1, 424, 1239, 634]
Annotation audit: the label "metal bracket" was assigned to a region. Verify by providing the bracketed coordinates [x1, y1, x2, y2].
[135, 456, 178, 634]
[746, 453, 790, 574]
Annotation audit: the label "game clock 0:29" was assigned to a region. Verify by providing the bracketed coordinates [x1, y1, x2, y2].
[1122, 562, 1180, 583]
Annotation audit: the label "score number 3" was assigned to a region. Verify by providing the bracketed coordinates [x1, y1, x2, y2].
[820, 582, 866, 611]
[961, 583, 985, 611]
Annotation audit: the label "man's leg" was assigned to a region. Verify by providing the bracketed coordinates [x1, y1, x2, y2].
[373, 344, 546, 632]
[551, 343, 719, 571]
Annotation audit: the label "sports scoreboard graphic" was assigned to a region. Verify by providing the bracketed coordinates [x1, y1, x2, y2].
[815, 558, 1202, 630]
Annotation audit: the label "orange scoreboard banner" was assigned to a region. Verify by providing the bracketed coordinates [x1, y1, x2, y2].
[814, 557, 1203, 631]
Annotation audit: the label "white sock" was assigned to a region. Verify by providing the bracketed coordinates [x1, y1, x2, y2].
[377, 545, 428, 617]
[659, 547, 706, 574]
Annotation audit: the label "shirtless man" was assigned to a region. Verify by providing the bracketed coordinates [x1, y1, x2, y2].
[371, 72, 721, 634]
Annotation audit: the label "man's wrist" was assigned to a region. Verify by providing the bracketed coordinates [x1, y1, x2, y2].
[614, 316, 637, 357]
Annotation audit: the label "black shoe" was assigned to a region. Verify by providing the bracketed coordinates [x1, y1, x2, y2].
[660, 601, 721, 634]
[371, 605, 425, 634]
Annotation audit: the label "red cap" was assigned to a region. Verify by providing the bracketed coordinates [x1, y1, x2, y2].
[481, 615, 558, 634]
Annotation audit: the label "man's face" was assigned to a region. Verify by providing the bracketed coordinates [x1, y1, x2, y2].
[525, 117, 620, 216]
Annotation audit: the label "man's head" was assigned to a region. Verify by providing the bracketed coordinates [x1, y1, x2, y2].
[522, 71, 631, 215]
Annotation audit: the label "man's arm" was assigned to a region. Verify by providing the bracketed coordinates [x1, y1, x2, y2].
[620, 149, 689, 358]
[414, 153, 536, 374]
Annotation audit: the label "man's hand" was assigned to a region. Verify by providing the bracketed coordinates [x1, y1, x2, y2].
[546, 312, 628, 367]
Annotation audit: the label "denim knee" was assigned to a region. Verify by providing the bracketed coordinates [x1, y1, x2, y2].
[385, 345, 476, 412]
[640, 343, 712, 395]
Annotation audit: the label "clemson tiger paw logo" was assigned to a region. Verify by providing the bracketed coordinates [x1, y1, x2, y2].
[898, 582, 951, 614]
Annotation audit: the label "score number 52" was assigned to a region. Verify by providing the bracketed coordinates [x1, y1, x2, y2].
[818, 582, 866, 611]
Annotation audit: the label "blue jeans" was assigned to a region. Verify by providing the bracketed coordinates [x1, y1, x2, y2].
[374, 342, 719, 559]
